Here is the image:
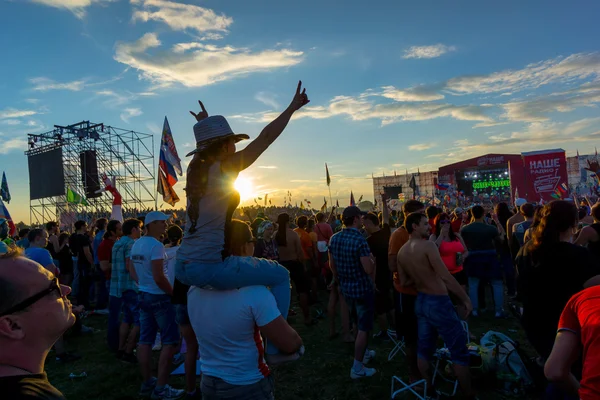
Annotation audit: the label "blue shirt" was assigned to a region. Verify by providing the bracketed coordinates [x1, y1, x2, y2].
[93, 230, 104, 264]
[16, 238, 29, 249]
[513, 220, 533, 247]
[329, 227, 373, 299]
[25, 247, 53, 268]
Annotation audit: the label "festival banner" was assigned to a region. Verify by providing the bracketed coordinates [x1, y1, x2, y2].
[522, 149, 568, 202]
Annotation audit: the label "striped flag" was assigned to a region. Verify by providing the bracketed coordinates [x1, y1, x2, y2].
[1, 172, 10, 204]
[158, 117, 182, 206]
[0, 199, 16, 237]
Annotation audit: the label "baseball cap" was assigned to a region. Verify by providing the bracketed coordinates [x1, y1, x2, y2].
[145, 211, 169, 225]
[515, 198, 527, 207]
[342, 206, 367, 219]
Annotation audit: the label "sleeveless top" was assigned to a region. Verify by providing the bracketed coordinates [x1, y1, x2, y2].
[588, 224, 600, 261]
[177, 162, 240, 263]
[439, 239, 465, 274]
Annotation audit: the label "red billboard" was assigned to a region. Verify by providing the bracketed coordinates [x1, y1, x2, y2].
[522, 149, 568, 201]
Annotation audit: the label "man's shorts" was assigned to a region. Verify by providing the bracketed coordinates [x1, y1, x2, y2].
[175, 303, 190, 326]
[394, 292, 418, 346]
[138, 292, 179, 346]
[346, 291, 375, 332]
[121, 290, 140, 325]
[414, 292, 469, 366]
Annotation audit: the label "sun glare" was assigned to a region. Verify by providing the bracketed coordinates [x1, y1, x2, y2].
[234, 176, 255, 201]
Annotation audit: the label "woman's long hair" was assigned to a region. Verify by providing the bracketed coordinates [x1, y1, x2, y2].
[531, 201, 578, 254]
[495, 202, 512, 233]
[185, 141, 228, 233]
[434, 213, 457, 241]
[276, 213, 290, 247]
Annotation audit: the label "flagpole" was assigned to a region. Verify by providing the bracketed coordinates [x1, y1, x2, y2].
[328, 186, 333, 212]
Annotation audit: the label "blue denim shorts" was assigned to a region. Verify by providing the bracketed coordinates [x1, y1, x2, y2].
[138, 292, 179, 346]
[121, 290, 140, 326]
[201, 375, 274, 400]
[346, 291, 375, 332]
[175, 304, 190, 326]
[415, 293, 469, 366]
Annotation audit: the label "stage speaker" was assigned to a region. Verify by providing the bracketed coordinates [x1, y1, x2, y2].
[80, 150, 102, 198]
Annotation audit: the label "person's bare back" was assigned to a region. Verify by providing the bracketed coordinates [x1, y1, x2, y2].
[398, 239, 448, 296]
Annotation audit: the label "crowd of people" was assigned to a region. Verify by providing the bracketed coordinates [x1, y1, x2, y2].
[1, 81, 600, 400]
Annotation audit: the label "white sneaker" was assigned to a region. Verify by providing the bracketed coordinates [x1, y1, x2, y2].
[350, 366, 377, 379]
[362, 349, 376, 365]
[151, 384, 185, 400]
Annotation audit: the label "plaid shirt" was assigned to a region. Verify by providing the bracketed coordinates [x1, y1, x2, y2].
[329, 227, 373, 299]
[110, 236, 137, 297]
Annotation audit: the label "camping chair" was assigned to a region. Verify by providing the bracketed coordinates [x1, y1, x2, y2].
[431, 320, 470, 397]
[391, 376, 427, 399]
[387, 329, 406, 361]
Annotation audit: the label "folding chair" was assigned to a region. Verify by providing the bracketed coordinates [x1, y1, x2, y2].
[388, 334, 407, 361]
[431, 321, 470, 397]
[391, 376, 427, 399]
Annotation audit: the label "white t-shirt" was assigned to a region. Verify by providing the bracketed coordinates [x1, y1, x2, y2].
[165, 246, 178, 287]
[187, 285, 280, 386]
[131, 236, 168, 295]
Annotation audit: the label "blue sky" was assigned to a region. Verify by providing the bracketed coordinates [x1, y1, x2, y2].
[2, 0, 600, 222]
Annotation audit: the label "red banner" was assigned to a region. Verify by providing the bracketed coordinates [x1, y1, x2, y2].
[522, 149, 568, 201]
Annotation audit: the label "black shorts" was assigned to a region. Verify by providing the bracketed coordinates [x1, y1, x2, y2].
[375, 287, 393, 315]
[280, 260, 310, 294]
[452, 269, 468, 286]
[394, 291, 418, 346]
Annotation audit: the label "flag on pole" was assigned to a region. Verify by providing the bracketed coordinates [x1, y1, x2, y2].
[325, 163, 331, 186]
[67, 187, 89, 206]
[320, 197, 327, 212]
[336, 199, 339, 208]
[358, 194, 363, 203]
[0, 199, 16, 237]
[1, 172, 10, 204]
[350, 191, 356, 206]
[157, 117, 182, 206]
[264, 194, 268, 207]
[300, 201, 305, 210]
[577, 149, 580, 158]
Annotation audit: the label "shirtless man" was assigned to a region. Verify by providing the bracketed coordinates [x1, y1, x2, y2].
[397, 212, 475, 399]
[506, 198, 526, 239]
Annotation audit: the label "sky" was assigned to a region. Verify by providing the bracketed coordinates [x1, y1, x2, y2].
[2, 0, 600, 223]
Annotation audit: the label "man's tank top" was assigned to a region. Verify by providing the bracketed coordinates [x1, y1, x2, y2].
[177, 162, 239, 263]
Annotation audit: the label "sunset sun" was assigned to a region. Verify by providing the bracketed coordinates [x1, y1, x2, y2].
[234, 176, 255, 201]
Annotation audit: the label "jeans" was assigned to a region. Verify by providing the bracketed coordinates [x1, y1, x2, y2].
[346, 291, 375, 332]
[499, 251, 516, 296]
[138, 292, 180, 346]
[107, 295, 123, 351]
[201, 375, 274, 400]
[94, 266, 109, 309]
[415, 293, 469, 366]
[469, 277, 504, 314]
[121, 290, 140, 325]
[176, 256, 290, 355]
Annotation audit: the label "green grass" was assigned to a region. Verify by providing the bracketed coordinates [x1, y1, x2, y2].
[46, 293, 542, 400]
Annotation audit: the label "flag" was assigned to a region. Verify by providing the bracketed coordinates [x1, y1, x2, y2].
[559, 182, 569, 195]
[325, 163, 331, 187]
[264, 194, 268, 207]
[320, 199, 327, 212]
[350, 191, 356, 206]
[435, 183, 450, 191]
[358, 194, 363, 203]
[577, 149, 580, 158]
[0, 199, 16, 237]
[1, 172, 10, 204]
[336, 199, 339, 208]
[539, 196, 545, 206]
[269, 199, 272, 205]
[157, 172, 180, 206]
[300, 201, 305, 210]
[66, 187, 89, 206]
[409, 175, 417, 191]
[158, 117, 182, 206]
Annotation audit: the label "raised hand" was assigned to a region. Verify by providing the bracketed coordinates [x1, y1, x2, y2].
[189, 100, 209, 122]
[288, 81, 310, 112]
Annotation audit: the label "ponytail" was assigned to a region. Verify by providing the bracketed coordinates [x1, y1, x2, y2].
[276, 213, 290, 247]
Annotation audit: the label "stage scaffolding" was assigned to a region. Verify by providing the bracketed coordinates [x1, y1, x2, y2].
[26, 121, 156, 226]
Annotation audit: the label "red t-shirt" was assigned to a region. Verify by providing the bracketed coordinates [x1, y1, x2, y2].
[451, 218, 462, 233]
[558, 286, 600, 400]
[97, 238, 115, 279]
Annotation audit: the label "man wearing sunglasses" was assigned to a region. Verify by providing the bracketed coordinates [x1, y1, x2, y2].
[0, 248, 74, 399]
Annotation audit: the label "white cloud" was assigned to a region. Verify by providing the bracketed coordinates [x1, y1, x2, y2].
[408, 143, 434, 151]
[0, 108, 37, 119]
[255, 92, 280, 109]
[25, 98, 40, 104]
[30, 77, 86, 92]
[258, 165, 278, 169]
[403, 44, 456, 59]
[131, 0, 233, 34]
[29, 0, 114, 18]
[120, 108, 143, 123]
[146, 122, 160, 135]
[380, 85, 445, 102]
[446, 52, 600, 95]
[0, 137, 28, 154]
[114, 33, 304, 88]
[0, 119, 21, 125]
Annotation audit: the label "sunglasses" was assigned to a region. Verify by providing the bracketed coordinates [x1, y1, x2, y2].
[0, 278, 63, 317]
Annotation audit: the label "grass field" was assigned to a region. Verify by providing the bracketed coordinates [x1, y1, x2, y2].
[46, 293, 543, 400]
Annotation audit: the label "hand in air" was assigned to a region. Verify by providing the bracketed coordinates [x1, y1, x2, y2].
[189, 100, 209, 122]
[289, 81, 310, 112]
